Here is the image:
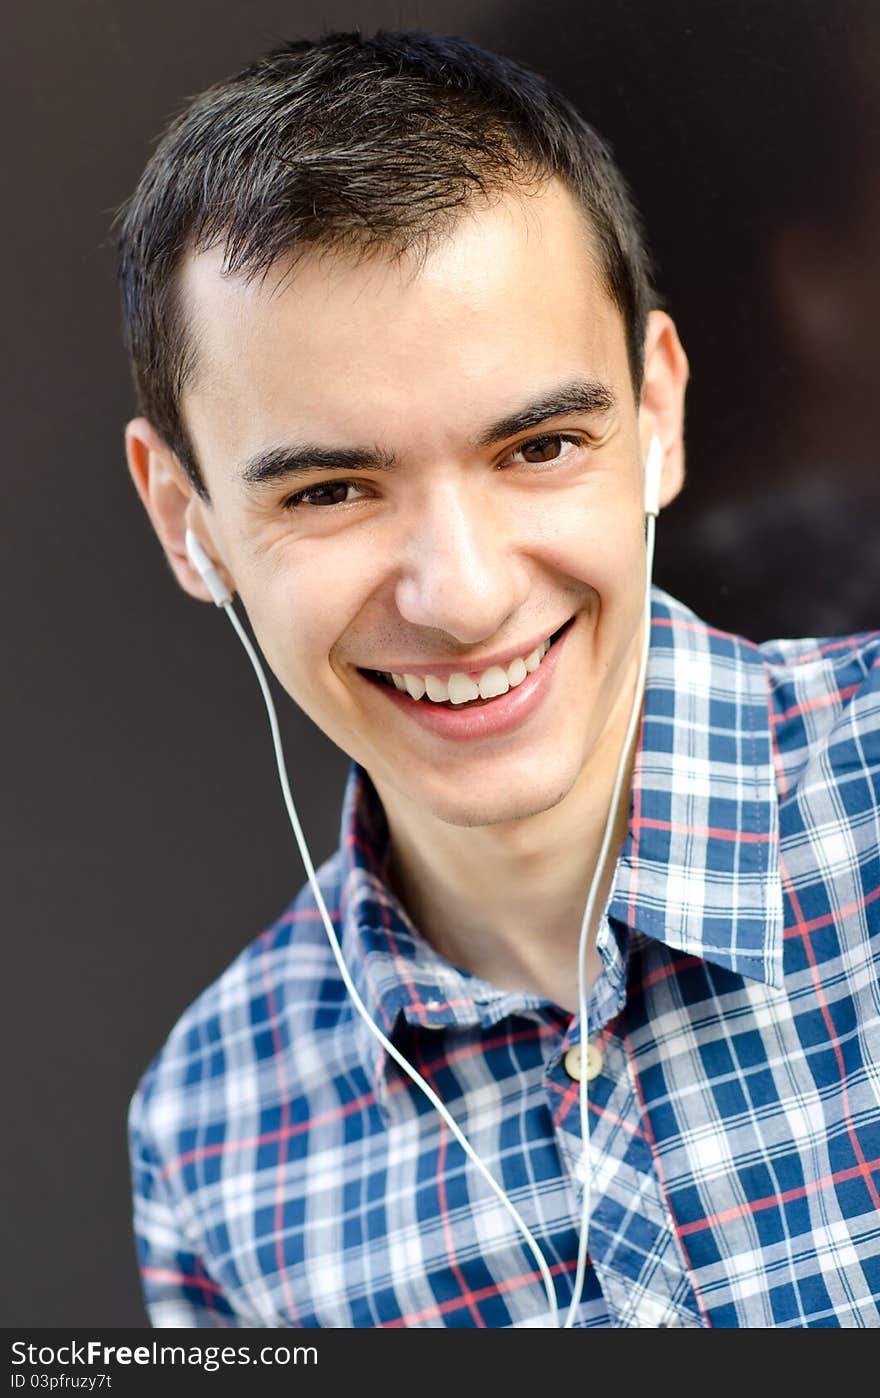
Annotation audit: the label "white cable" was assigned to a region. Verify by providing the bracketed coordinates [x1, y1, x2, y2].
[221, 600, 561, 1327]
[201, 447, 659, 1327]
[562, 512, 656, 1327]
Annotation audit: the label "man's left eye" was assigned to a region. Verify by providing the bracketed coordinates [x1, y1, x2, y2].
[510, 434, 581, 465]
[282, 480, 366, 509]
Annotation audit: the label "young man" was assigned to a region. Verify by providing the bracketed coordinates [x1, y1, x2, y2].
[121, 32, 880, 1328]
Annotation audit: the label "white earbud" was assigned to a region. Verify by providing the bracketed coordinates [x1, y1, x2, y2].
[185, 528, 233, 607]
[644, 435, 663, 517]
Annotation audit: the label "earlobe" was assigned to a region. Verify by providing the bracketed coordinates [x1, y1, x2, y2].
[124, 416, 230, 603]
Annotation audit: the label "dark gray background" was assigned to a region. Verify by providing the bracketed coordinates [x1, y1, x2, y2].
[4, 0, 878, 1326]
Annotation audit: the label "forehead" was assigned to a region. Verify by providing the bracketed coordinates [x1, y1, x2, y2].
[178, 179, 629, 470]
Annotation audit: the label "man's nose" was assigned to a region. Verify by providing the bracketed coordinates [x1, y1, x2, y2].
[394, 480, 530, 644]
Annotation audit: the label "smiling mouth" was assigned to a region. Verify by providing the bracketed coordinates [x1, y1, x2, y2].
[359, 618, 574, 709]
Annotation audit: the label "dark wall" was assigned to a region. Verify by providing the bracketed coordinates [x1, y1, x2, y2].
[4, 0, 878, 1326]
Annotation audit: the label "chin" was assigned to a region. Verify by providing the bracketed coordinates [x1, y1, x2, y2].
[418, 765, 579, 830]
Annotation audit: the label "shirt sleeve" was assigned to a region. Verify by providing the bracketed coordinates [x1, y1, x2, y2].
[128, 1084, 244, 1328]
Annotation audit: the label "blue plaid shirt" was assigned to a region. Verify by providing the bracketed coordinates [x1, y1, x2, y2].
[130, 587, 880, 1328]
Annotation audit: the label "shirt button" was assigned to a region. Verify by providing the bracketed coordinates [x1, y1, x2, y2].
[563, 1041, 603, 1082]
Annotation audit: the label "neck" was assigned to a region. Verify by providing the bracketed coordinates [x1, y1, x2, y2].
[374, 669, 640, 1015]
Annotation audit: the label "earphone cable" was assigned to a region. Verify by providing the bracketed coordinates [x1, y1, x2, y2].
[221, 600, 563, 1327]
[198, 438, 662, 1327]
[563, 512, 656, 1327]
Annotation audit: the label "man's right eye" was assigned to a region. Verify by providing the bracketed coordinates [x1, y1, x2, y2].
[282, 480, 366, 509]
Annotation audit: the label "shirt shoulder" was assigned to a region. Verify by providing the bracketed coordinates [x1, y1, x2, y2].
[756, 627, 880, 788]
[129, 847, 345, 1160]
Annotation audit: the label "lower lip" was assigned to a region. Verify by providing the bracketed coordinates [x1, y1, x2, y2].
[360, 623, 572, 743]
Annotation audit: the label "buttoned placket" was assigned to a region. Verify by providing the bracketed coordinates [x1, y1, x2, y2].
[544, 916, 706, 1329]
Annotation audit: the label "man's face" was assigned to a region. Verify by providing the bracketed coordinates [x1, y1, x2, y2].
[177, 179, 680, 828]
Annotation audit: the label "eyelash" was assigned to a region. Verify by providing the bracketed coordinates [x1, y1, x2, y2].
[280, 432, 587, 510]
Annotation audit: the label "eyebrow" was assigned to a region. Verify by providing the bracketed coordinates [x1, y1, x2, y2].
[239, 443, 396, 487]
[472, 378, 616, 448]
[238, 377, 616, 489]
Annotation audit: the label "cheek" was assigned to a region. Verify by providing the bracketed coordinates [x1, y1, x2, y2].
[544, 494, 645, 596]
[238, 545, 377, 704]
[237, 570, 336, 697]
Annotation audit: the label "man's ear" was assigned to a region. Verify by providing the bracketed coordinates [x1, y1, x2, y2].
[637, 310, 689, 510]
[125, 417, 234, 603]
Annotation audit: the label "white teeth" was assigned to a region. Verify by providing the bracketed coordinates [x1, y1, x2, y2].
[507, 657, 527, 687]
[479, 665, 510, 700]
[385, 628, 561, 703]
[425, 675, 449, 703]
[447, 672, 480, 705]
[524, 647, 542, 672]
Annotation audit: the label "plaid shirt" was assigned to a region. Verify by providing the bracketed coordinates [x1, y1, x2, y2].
[130, 587, 880, 1328]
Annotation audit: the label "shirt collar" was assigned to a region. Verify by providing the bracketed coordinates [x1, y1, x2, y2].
[335, 768, 553, 1096]
[334, 585, 784, 1089]
[607, 588, 784, 990]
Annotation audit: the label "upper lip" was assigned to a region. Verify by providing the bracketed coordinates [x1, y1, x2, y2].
[358, 620, 569, 680]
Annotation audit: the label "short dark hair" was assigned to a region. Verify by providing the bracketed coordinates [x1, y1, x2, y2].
[116, 30, 657, 500]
